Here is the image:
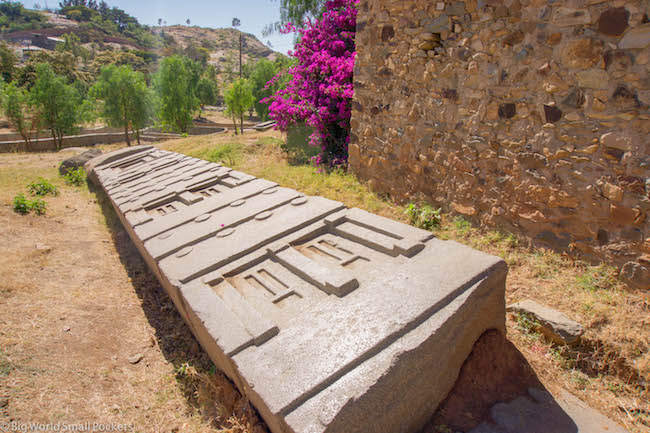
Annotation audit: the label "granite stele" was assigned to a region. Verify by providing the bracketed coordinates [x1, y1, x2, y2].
[86, 145, 508, 433]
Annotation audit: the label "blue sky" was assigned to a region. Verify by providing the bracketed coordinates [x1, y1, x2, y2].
[20, 0, 296, 54]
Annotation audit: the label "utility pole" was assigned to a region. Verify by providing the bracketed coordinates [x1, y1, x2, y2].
[232, 17, 243, 131]
[232, 17, 242, 79]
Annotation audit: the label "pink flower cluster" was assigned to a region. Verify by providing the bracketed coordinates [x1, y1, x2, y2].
[263, 0, 358, 166]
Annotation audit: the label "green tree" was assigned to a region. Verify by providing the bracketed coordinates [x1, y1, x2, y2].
[30, 63, 81, 150]
[0, 43, 17, 82]
[153, 55, 199, 133]
[16, 51, 91, 89]
[89, 64, 152, 146]
[264, 0, 326, 34]
[2, 82, 39, 150]
[196, 76, 218, 111]
[57, 32, 85, 59]
[224, 78, 253, 135]
[250, 58, 277, 121]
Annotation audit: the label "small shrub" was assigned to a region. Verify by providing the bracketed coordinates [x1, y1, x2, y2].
[12, 193, 47, 215]
[13, 193, 31, 214]
[30, 198, 47, 215]
[61, 167, 86, 186]
[27, 177, 59, 196]
[404, 203, 441, 231]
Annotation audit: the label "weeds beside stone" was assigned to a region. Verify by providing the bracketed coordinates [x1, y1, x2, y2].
[61, 166, 86, 186]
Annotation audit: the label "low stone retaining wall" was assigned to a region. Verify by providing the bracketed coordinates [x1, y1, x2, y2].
[86, 145, 507, 433]
[0, 126, 226, 153]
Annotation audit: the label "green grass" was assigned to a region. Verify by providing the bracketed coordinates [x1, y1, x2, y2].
[575, 264, 619, 293]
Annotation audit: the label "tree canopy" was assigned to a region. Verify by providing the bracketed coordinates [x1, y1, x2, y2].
[89, 64, 152, 146]
[249, 58, 277, 121]
[1, 81, 37, 150]
[153, 55, 200, 133]
[224, 78, 253, 135]
[30, 63, 81, 149]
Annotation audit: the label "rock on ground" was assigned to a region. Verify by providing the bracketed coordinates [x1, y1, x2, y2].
[507, 299, 584, 345]
[59, 148, 102, 175]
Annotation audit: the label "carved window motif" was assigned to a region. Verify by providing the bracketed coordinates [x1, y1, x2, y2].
[146, 201, 179, 217]
[156, 203, 177, 216]
[192, 181, 224, 198]
[294, 235, 370, 270]
[244, 269, 302, 305]
[219, 260, 328, 329]
[197, 186, 220, 197]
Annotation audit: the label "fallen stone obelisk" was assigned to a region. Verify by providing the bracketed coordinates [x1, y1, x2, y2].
[86, 145, 508, 433]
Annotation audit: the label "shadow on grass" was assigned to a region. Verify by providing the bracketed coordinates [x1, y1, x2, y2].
[89, 181, 267, 433]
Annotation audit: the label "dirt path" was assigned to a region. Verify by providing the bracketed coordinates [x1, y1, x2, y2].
[0, 150, 265, 433]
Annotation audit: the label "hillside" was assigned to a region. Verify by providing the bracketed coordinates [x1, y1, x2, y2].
[2, 5, 279, 68]
[163, 26, 277, 65]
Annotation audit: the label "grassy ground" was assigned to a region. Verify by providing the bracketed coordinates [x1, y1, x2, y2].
[1, 131, 648, 432]
[161, 130, 650, 432]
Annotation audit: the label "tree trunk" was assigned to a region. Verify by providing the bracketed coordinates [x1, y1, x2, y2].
[135, 129, 141, 145]
[124, 108, 131, 146]
[19, 129, 31, 152]
[124, 123, 131, 146]
[51, 128, 58, 150]
[232, 116, 238, 135]
[240, 113, 244, 135]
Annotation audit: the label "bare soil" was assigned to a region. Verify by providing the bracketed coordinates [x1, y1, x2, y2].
[0, 148, 265, 432]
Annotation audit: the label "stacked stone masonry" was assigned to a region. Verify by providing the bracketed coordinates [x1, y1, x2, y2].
[87, 146, 507, 433]
[349, 0, 650, 289]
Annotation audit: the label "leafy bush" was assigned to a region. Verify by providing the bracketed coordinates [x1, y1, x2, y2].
[61, 167, 86, 186]
[13, 193, 47, 215]
[28, 178, 59, 196]
[30, 197, 47, 215]
[12, 193, 31, 214]
[404, 203, 441, 231]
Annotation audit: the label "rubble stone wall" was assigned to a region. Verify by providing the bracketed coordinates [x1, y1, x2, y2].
[349, 0, 650, 289]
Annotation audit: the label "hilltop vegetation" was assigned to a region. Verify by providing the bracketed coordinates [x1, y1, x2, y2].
[0, 0, 278, 67]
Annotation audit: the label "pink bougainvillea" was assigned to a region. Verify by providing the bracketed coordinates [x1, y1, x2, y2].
[263, 0, 357, 166]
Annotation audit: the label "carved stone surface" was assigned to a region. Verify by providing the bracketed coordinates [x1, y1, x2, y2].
[86, 146, 508, 433]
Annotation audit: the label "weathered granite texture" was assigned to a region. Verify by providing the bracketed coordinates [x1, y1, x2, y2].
[349, 0, 650, 290]
[86, 146, 507, 433]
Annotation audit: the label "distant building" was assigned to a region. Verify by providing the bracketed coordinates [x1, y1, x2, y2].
[21, 45, 44, 59]
[32, 34, 64, 50]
